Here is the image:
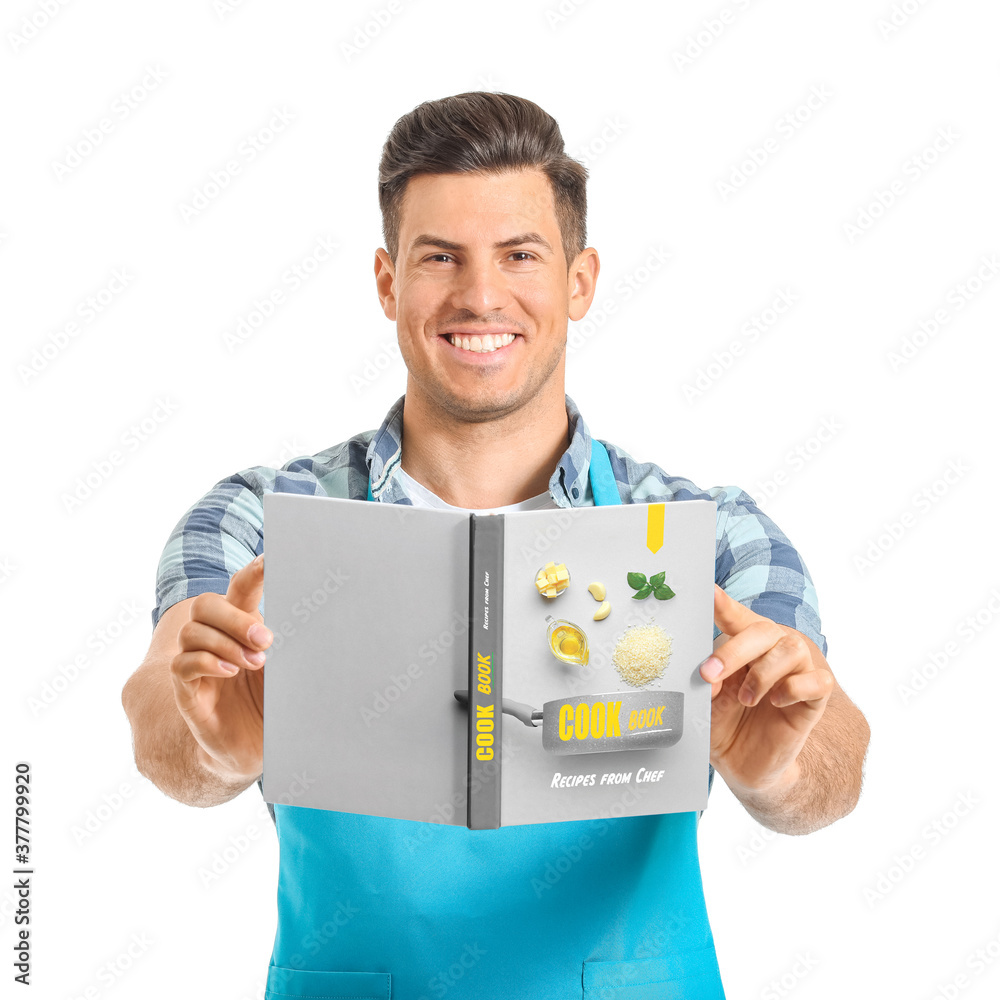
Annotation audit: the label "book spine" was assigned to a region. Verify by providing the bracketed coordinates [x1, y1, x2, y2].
[467, 514, 504, 829]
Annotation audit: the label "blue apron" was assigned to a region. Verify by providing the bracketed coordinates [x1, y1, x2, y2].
[264, 439, 726, 999]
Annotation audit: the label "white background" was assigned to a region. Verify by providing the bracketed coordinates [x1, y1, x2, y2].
[4, 1, 999, 997]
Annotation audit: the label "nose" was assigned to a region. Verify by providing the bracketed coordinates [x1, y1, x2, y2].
[448, 255, 511, 317]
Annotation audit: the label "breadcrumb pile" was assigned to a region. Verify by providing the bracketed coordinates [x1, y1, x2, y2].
[612, 624, 673, 687]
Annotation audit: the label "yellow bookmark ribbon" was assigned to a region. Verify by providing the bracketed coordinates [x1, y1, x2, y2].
[646, 503, 665, 553]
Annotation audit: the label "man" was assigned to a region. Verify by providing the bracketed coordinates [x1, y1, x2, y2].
[122, 92, 869, 998]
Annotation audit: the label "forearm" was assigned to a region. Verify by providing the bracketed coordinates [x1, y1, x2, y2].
[726, 687, 870, 835]
[122, 667, 256, 808]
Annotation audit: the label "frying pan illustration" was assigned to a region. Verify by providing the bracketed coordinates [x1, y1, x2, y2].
[454, 689, 683, 755]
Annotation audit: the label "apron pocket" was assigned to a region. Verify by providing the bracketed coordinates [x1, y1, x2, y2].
[583, 946, 724, 999]
[264, 966, 391, 999]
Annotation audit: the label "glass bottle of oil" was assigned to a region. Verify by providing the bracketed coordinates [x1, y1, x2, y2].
[544, 616, 589, 665]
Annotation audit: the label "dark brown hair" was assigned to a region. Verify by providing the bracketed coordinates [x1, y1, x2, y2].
[378, 92, 588, 270]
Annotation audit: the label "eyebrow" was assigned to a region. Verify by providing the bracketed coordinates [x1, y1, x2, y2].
[408, 232, 554, 255]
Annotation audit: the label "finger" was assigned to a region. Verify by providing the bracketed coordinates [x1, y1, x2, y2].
[191, 580, 272, 652]
[733, 631, 810, 705]
[171, 649, 242, 687]
[225, 553, 267, 619]
[700, 618, 784, 683]
[768, 667, 834, 709]
[177, 619, 266, 669]
[712, 585, 763, 637]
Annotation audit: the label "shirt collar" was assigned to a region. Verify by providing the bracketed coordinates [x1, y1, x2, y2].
[364, 393, 596, 507]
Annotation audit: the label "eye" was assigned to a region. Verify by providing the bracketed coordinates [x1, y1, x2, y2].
[508, 251, 535, 261]
[427, 253, 455, 263]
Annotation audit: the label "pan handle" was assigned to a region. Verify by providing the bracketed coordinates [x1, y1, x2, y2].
[453, 689, 542, 727]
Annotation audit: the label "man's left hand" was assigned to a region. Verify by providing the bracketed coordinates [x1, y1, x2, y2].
[699, 584, 834, 795]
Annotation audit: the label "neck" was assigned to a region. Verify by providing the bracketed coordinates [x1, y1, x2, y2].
[399, 383, 571, 509]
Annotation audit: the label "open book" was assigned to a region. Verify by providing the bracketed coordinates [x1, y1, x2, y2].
[261, 494, 716, 828]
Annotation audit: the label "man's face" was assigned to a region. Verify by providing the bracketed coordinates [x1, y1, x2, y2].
[374, 168, 598, 423]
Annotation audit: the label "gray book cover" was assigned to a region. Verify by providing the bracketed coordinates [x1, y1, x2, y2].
[261, 494, 715, 826]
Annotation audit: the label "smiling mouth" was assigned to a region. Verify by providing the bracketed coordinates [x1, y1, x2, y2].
[444, 332, 517, 354]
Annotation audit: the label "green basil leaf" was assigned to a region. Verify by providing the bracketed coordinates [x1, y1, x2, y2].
[626, 572, 647, 590]
[653, 584, 675, 600]
[632, 583, 654, 599]
[650, 571, 666, 588]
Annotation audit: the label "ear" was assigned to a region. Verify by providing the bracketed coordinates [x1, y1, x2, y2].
[374, 248, 397, 321]
[567, 248, 600, 323]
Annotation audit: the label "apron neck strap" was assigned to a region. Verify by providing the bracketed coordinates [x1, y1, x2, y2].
[587, 439, 620, 506]
[367, 438, 620, 507]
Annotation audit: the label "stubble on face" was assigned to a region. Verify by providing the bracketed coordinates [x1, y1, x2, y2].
[390, 169, 573, 430]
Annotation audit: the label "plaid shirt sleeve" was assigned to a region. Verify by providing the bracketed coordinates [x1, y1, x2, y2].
[150, 470, 269, 631]
[711, 486, 828, 657]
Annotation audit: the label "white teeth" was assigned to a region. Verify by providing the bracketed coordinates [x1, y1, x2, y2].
[449, 333, 515, 352]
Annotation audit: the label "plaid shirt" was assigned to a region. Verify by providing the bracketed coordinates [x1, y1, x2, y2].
[152, 393, 826, 658]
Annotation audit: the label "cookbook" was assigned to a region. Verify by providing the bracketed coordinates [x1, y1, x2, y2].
[260, 493, 716, 828]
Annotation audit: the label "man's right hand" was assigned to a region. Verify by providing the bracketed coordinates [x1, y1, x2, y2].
[169, 554, 272, 783]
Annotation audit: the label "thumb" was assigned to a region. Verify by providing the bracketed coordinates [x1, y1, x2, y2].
[226, 553, 265, 616]
[713, 583, 759, 637]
